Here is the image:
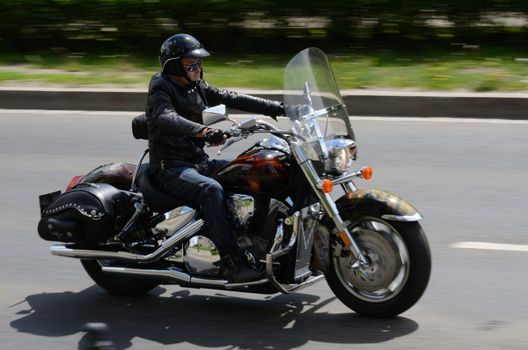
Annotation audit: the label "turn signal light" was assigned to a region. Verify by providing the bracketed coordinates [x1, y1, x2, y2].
[66, 175, 83, 191]
[338, 230, 352, 247]
[361, 166, 373, 180]
[321, 179, 333, 193]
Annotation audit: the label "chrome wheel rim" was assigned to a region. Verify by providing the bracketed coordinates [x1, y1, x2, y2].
[333, 218, 410, 303]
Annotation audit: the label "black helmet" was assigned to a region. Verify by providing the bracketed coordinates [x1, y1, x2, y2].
[159, 34, 210, 75]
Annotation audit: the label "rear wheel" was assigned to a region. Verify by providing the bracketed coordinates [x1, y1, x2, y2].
[325, 217, 431, 317]
[81, 260, 159, 296]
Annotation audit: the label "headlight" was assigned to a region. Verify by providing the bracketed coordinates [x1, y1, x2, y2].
[326, 139, 357, 173]
[334, 148, 351, 172]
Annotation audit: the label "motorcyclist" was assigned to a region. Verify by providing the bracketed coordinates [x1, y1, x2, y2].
[145, 33, 284, 283]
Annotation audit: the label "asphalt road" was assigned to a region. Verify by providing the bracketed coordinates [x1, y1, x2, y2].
[1, 110, 528, 350]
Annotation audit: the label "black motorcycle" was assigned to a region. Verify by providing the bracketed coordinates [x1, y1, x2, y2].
[37, 48, 431, 317]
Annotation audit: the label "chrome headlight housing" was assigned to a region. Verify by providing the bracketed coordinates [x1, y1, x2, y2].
[325, 139, 357, 173]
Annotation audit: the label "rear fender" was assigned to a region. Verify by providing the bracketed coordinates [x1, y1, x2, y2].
[336, 189, 422, 222]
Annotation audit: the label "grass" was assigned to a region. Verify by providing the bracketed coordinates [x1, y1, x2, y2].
[2, 49, 528, 92]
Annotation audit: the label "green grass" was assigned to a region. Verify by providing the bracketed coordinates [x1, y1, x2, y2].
[2, 50, 528, 91]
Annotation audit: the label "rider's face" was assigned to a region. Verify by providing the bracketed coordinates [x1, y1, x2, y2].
[181, 57, 203, 82]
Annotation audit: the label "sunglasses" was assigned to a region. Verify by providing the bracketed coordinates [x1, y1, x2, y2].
[183, 60, 202, 72]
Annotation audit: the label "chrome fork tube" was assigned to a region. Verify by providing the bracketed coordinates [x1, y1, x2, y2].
[290, 144, 368, 267]
[340, 181, 357, 194]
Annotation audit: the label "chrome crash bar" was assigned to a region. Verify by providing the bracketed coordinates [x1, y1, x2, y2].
[264, 213, 325, 294]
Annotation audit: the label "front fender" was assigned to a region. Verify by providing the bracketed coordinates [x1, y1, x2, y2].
[336, 189, 422, 222]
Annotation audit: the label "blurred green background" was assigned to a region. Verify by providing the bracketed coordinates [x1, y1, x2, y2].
[1, 0, 528, 91]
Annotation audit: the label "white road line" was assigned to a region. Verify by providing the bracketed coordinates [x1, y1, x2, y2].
[0, 109, 139, 117]
[349, 116, 528, 124]
[2, 109, 528, 124]
[452, 241, 528, 252]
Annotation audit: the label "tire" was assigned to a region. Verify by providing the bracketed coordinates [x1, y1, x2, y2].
[325, 217, 431, 318]
[81, 260, 159, 296]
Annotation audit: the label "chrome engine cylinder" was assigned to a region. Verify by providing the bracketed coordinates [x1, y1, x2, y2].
[227, 194, 254, 232]
[183, 235, 221, 277]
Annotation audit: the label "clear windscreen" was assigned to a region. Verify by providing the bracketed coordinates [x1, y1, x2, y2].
[283, 48, 354, 142]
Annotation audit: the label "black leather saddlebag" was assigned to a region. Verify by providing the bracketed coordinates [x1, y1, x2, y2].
[37, 183, 132, 244]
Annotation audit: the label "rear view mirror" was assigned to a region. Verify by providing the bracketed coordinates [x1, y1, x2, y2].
[202, 104, 227, 125]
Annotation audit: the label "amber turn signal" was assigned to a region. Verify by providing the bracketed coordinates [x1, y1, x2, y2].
[338, 230, 351, 247]
[361, 166, 373, 180]
[321, 179, 333, 193]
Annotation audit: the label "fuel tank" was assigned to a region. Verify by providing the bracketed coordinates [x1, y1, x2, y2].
[80, 163, 135, 190]
[214, 146, 291, 197]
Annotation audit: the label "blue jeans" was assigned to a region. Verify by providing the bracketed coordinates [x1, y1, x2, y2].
[155, 159, 237, 250]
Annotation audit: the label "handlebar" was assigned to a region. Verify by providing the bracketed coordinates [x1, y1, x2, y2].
[217, 118, 280, 155]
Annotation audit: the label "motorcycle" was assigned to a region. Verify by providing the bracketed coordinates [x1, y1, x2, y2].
[37, 48, 431, 318]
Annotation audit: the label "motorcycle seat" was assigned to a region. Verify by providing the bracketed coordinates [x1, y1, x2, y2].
[137, 164, 188, 213]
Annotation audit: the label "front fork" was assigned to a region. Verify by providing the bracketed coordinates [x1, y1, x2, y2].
[291, 144, 369, 269]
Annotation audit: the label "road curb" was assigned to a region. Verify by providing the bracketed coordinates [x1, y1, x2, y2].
[1, 88, 527, 119]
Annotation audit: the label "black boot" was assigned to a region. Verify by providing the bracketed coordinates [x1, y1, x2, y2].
[220, 248, 262, 283]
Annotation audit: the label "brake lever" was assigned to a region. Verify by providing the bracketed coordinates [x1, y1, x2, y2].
[217, 136, 243, 155]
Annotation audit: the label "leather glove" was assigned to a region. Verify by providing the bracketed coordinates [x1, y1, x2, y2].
[204, 128, 225, 145]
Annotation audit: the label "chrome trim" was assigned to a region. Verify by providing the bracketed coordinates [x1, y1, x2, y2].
[224, 278, 269, 288]
[381, 213, 423, 222]
[155, 207, 197, 236]
[263, 210, 325, 294]
[51, 245, 139, 261]
[271, 212, 299, 258]
[290, 143, 368, 267]
[265, 253, 325, 294]
[285, 275, 325, 293]
[227, 194, 255, 231]
[340, 181, 357, 194]
[50, 219, 204, 262]
[325, 139, 356, 174]
[190, 277, 229, 286]
[102, 266, 269, 289]
[331, 169, 365, 185]
[43, 203, 105, 220]
[183, 235, 221, 277]
[255, 119, 280, 131]
[332, 218, 411, 303]
[137, 219, 204, 262]
[258, 136, 290, 154]
[102, 266, 191, 284]
[303, 104, 346, 121]
[325, 138, 356, 150]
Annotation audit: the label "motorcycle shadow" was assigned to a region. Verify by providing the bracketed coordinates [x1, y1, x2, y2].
[10, 285, 418, 350]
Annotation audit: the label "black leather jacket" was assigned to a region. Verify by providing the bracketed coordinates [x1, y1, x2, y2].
[145, 73, 284, 172]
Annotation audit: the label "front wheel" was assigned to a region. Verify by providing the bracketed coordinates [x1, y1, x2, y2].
[325, 217, 431, 318]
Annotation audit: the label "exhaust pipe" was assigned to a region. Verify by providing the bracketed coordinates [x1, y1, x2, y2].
[102, 266, 192, 284]
[50, 219, 204, 263]
[102, 266, 269, 289]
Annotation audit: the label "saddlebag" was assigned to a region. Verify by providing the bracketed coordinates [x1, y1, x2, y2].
[37, 183, 132, 244]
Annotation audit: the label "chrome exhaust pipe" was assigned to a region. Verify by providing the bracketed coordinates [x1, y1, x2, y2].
[102, 266, 192, 284]
[50, 219, 204, 263]
[102, 266, 269, 289]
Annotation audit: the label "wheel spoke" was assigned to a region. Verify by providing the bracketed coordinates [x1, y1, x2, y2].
[333, 218, 410, 303]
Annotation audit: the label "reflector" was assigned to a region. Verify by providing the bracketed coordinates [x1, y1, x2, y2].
[321, 179, 333, 193]
[361, 167, 373, 180]
[66, 175, 84, 191]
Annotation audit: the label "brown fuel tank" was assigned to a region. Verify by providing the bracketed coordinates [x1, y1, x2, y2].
[80, 163, 135, 190]
[214, 148, 291, 197]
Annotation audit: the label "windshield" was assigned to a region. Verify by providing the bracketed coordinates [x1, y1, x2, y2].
[284, 48, 355, 144]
